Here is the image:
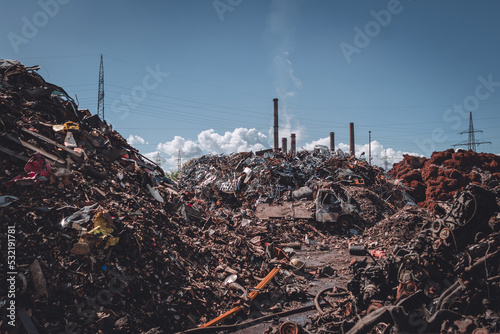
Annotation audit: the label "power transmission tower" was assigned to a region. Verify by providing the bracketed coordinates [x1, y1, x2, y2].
[177, 150, 181, 172]
[453, 112, 491, 152]
[97, 54, 105, 120]
[155, 152, 161, 166]
[383, 151, 390, 170]
[368, 131, 372, 165]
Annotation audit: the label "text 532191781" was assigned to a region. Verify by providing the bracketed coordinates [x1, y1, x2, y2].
[7, 226, 16, 326]
[8, 226, 16, 271]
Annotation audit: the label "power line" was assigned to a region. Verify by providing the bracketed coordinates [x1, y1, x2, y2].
[103, 54, 273, 102]
[105, 83, 271, 117]
[19, 54, 100, 60]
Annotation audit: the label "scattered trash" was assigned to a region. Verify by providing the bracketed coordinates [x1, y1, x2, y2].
[60, 203, 98, 230]
[147, 184, 164, 203]
[64, 131, 77, 147]
[0, 195, 18, 207]
[4, 153, 51, 187]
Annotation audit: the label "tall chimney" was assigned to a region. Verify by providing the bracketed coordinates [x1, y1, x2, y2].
[349, 122, 355, 156]
[290, 133, 296, 155]
[330, 132, 335, 153]
[273, 98, 279, 153]
[282, 137, 287, 154]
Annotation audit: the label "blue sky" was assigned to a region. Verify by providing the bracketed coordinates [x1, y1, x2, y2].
[2, 0, 499, 170]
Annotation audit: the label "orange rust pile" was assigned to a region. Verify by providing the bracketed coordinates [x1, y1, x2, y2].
[390, 148, 500, 212]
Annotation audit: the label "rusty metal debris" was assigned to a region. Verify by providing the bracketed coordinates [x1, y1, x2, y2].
[310, 185, 499, 334]
[1, 60, 499, 333]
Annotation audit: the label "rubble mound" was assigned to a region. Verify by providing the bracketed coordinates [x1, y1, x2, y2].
[343, 186, 393, 225]
[178, 150, 413, 230]
[390, 149, 500, 212]
[0, 60, 240, 332]
[362, 204, 435, 250]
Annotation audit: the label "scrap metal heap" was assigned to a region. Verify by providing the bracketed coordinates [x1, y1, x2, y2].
[178, 149, 413, 228]
[390, 149, 500, 213]
[322, 185, 500, 334]
[0, 60, 499, 333]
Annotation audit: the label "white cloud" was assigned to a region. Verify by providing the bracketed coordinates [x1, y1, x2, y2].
[149, 128, 270, 171]
[144, 151, 180, 171]
[348, 141, 422, 168]
[157, 136, 203, 158]
[303, 139, 422, 169]
[198, 128, 268, 153]
[273, 52, 302, 100]
[288, 67, 302, 90]
[149, 131, 423, 172]
[302, 137, 330, 150]
[127, 135, 148, 145]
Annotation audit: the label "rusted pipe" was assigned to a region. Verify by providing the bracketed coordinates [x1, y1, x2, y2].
[465, 249, 499, 273]
[438, 282, 467, 311]
[434, 280, 460, 312]
[177, 302, 327, 333]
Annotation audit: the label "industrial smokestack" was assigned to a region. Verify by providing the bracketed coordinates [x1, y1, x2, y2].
[330, 132, 335, 153]
[349, 123, 355, 156]
[290, 133, 296, 155]
[273, 98, 279, 153]
[282, 137, 287, 154]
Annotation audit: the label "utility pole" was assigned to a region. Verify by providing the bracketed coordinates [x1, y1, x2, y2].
[155, 152, 161, 166]
[97, 54, 104, 121]
[383, 150, 389, 170]
[273, 98, 279, 153]
[177, 150, 181, 173]
[453, 112, 491, 152]
[368, 131, 372, 165]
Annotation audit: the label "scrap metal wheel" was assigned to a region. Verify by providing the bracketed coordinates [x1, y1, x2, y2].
[338, 215, 364, 235]
[338, 215, 353, 230]
[279, 321, 302, 334]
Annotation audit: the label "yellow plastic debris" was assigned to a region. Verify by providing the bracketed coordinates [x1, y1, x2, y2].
[88, 210, 119, 249]
[52, 121, 80, 133]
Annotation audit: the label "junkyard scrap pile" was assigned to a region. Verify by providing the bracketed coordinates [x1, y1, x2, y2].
[0, 60, 499, 334]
